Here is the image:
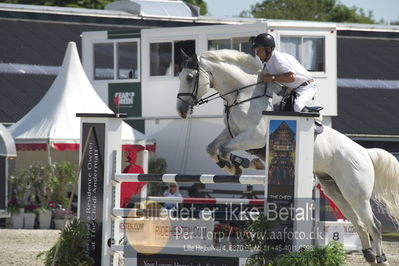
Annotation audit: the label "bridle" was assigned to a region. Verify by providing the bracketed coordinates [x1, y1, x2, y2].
[177, 62, 265, 108]
[176, 67, 200, 107]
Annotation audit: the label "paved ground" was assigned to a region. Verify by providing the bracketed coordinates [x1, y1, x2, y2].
[0, 229, 397, 265]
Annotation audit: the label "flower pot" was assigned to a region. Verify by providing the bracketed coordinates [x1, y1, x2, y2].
[39, 209, 52, 229]
[12, 208, 25, 229]
[24, 212, 36, 229]
[54, 218, 71, 230]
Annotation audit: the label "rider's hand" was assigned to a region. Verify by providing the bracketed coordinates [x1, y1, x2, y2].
[263, 73, 274, 83]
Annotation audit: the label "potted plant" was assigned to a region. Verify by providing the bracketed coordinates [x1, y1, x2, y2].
[49, 162, 76, 208]
[8, 162, 76, 229]
[7, 198, 25, 229]
[37, 206, 53, 229]
[53, 208, 76, 229]
[8, 171, 28, 229]
[24, 204, 37, 229]
[26, 162, 54, 229]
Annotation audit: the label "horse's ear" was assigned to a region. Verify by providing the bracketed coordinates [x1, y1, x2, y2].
[180, 49, 190, 61]
[192, 53, 199, 66]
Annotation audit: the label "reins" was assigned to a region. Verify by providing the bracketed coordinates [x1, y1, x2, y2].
[197, 80, 264, 106]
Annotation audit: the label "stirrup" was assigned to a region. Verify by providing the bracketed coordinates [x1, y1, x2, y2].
[303, 106, 324, 113]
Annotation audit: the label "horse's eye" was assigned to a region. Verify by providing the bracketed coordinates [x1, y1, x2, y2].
[186, 73, 194, 81]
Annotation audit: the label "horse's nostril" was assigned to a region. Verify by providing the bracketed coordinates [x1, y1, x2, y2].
[176, 102, 190, 119]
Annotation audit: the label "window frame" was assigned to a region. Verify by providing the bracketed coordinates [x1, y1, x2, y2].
[92, 38, 140, 83]
[207, 36, 254, 55]
[148, 38, 197, 79]
[278, 34, 327, 78]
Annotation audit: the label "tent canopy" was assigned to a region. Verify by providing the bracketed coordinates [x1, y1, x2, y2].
[0, 124, 16, 157]
[9, 42, 154, 151]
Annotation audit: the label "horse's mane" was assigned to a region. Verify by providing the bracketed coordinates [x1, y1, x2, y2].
[201, 49, 261, 75]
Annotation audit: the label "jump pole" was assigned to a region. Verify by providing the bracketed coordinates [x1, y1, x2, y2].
[263, 111, 318, 251]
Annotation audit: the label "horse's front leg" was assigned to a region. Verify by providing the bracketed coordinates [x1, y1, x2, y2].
[206, 129, 239, 175]
[219, 124, 267, 174]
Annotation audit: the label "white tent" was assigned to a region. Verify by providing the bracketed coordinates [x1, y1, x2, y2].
[9, 42, 153, 157]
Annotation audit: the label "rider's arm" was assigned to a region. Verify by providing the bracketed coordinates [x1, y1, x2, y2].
[263, 72, 296, 83]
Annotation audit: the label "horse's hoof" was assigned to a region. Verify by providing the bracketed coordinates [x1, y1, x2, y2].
[251, 158, 265, 170]
[376, 254, 388, 265]
[363, 248, 376, 263]
[216, 156, 232, 169]
[216, 160, 226, 168]
[230, 154, 250, 168]
[234, 166, 242, 176]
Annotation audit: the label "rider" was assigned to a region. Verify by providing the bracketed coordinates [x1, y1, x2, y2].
[252, 33, 317, 112]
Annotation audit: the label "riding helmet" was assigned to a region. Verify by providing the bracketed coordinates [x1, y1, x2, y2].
[251, 33, 275, 49]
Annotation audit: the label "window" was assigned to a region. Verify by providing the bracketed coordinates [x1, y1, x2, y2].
[150, 40, 195, 77]
[208, 37, 254, 55]
[94, 43, 114, 80]
[232, 37, 253, 55]
[93, 40, 139, 81]
[117, 42, 138, 79]
[208, 39, 230, 50]
[150, 42, 172, 76]
[280, 36, 325, 72]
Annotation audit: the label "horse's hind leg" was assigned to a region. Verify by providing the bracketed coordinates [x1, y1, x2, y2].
[327, 150, 389, 265]
[350, 199, 387, 265]
[317, 176, 377, 264]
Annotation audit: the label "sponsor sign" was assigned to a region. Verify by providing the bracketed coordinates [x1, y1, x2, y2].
[79, 122, 106, 265]
[109, 83, 144, 133]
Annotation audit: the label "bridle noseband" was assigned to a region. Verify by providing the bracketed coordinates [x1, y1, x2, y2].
[177, 68, 200, 107]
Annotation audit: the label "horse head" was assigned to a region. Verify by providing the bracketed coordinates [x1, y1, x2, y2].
[176, 50, 212, 119]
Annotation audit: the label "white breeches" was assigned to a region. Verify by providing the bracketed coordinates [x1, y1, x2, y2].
[294, 82, 318, 112]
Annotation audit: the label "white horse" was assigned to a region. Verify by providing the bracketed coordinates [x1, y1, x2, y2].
[176, 49, 399, 265]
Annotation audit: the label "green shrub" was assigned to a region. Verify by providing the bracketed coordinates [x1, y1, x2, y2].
[275, 242, 346, 266]
[38, 218, 94, 266]
[241, 214, 278, 265]
[241, 214, 347, 266]
[148, 157, 167, 195]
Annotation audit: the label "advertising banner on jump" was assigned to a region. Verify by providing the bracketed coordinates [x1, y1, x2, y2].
[266, 120, 297, 252]
[79, 122, 106, 266]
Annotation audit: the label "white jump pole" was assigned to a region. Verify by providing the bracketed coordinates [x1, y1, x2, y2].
[263, 111, 318, 251]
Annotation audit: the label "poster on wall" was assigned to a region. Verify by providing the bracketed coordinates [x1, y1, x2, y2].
[109, 82, 145, 133]
[266, 120, 297, 252]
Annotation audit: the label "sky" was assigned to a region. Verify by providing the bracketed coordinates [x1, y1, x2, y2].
[205, 0, 399, 24]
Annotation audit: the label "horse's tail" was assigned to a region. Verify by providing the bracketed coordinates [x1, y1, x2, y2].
[367, 148, 399, 225]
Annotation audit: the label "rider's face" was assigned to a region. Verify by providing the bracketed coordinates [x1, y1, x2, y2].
[255, 47, 271, 63]
[255, 47, 266, 62]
